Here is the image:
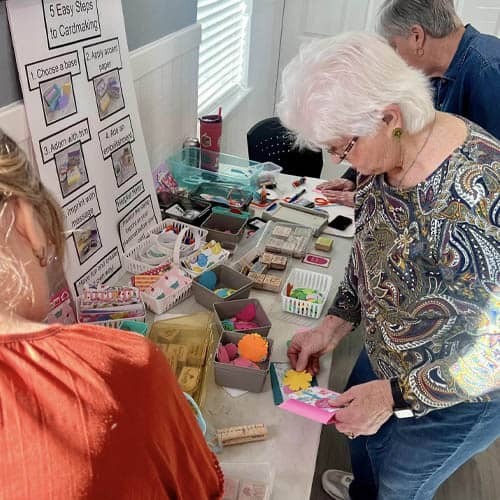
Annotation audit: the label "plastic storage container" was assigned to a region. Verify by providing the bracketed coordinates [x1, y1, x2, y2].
[190, 183, 254, 211]
[168, 147, 263, 190]
[119, 319, 149, 336]
[157, 192, 211, 226]
[214, 331, 273, 393]
[141, 266, 193, 314]
[281, 268, 333, 319]
[192, 265, 252, 309]
[201, 213, 246, 244]
[220, 462, 274, 500]
[213, 298, 272, 337]
[256, 161, 283, 186]
[149, 312, 215, 408]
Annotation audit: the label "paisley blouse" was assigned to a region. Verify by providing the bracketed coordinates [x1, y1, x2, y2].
[329, 120, 500, 416]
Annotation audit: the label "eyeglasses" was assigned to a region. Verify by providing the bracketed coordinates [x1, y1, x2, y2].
[327, 137, 358, 161]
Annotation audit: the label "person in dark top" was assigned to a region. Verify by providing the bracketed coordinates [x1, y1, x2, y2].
[320, 0, 500, 207]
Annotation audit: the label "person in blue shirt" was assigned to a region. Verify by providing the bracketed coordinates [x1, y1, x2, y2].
[379, 0, 500, 139]
[319, 0, 500, 208]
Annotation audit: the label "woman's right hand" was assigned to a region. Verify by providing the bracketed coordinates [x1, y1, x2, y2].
[317, 178, 355, 192]
[287, 316, 352, 375]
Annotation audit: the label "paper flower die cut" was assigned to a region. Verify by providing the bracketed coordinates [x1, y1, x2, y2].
[283, 369, 312, 391]
[238, 333, 268, 363]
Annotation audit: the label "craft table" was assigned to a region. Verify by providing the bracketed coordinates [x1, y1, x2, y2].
[155, 174, 354, 499]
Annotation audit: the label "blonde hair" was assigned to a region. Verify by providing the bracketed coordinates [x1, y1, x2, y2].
[277, 32, 435, 150]
[0, 130, 65, 261]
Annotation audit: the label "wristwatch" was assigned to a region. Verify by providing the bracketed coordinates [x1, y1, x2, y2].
[390, 378, 414, 418]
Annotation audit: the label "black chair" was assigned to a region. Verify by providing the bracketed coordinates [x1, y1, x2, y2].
[247, 117, 323, 178]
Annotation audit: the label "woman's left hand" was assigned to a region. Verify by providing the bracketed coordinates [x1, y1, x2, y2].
[331, 380, 394, 437]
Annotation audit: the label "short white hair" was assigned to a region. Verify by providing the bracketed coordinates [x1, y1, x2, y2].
[277, 32, 435, 150]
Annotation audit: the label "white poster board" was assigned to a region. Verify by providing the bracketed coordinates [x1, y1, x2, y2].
[7, 0, 161, 296]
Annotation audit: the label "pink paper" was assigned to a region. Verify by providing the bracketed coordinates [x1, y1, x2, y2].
[279, 386, 339, 425]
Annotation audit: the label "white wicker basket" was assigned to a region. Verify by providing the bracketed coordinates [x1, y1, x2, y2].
[180, 242, 231, 278]
[76, 302, 146, 328]
[148, 219, 208, 256]
[123, 224, 203, 275]
[281, 268, 333, 319]
[141, 267, 193, 314]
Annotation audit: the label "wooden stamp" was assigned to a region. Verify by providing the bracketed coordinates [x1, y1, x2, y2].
[177, 366, 201, 394]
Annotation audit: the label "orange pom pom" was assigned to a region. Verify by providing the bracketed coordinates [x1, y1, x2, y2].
[238, 333, 269, 362]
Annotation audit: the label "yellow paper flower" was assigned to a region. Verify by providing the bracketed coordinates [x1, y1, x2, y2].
[283, 369, 312, 391]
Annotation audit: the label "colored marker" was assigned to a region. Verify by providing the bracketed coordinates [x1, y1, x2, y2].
[265, 202, 278, 212]
[289, 188, 306, 204]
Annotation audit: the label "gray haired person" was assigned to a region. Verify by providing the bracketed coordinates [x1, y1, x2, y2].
[320, 0, 500, 206]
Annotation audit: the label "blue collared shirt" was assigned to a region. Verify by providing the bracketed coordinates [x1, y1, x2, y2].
[432, 25, 500, 139]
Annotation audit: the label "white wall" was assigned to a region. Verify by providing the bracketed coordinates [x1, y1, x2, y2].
[220, 0, 285, 158]
[0, 24, 201, 173]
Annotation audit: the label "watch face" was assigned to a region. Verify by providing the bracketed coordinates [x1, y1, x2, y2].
[394, 408, 414, 419]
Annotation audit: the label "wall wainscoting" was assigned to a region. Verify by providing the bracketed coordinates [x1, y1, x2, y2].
[0, 23, 201, 171]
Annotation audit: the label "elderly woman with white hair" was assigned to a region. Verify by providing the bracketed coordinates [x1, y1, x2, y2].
[280, 32, 500, 500]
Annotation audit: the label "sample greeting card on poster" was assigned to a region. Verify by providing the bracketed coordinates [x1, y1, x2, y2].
[7, 0, 161, 296]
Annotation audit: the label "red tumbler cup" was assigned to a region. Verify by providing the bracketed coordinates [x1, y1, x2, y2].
[199, 113, 222, 171]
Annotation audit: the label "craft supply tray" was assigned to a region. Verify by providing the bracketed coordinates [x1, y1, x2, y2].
[192, 265, 253, 309]
[260, 221, 313, 259]
[149, 312, 216, 409]
[168, 147, 263, 190]
[214, 331, 274, 393]
[281, 268, 333, 319]
[213, 298, 272, 337]
[189, 182, 253, 211]
[220, 462, 274, 500]
[201, 213, 246, 244]
[157, 192, 211, 225]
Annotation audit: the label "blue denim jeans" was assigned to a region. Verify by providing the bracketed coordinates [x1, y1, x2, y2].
[346, 349, 500, 500]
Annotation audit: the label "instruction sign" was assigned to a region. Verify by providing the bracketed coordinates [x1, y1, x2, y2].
[7, 0, 161, 295]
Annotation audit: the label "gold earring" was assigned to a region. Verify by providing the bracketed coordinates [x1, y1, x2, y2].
[416, 48, 424, 56]
[35, 247, 48, 267]
[393, 128, 403, 139]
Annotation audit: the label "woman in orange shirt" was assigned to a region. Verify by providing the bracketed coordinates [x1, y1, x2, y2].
[0, 130, 224, 499]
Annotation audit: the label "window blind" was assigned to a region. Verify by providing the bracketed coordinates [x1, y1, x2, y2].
[197, 0, 249, 113]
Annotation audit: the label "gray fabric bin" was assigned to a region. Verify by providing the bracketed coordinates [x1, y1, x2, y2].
[213, 298, 272, 337]
[214, 331, 273, 392]
[192, 265, 253, 309]
[201, 213, 246, 244]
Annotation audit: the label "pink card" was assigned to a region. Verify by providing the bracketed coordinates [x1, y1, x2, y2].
[279, 386, 340, 425]
[303, 253, 331, 268]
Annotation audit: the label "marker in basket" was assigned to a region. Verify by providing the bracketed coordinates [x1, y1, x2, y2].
[289, 188, 306, 204]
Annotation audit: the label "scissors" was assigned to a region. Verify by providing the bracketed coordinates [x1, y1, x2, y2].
[314, 197, 331, 206]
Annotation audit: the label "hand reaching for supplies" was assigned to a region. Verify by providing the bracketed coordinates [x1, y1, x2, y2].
[331, 380, 394, 437]
[317, 179, 356, 207]
[287, 316, 353, 375]
[320, 190, 355, 207]
[317, 178, 355, 192]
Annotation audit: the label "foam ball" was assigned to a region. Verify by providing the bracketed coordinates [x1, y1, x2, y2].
[235, 303, 256, 322]
[232, 357, 259, 369]
[238, 333, 268, 362]
[225, 343, 238, 361]
[214, 287, 236, 298]
[221, 319, 235, 331]
[217, 344, 230, 364]
[198, 270, 217, 290]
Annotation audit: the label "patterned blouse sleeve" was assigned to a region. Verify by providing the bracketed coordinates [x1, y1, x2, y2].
[327, 249, 362, 326]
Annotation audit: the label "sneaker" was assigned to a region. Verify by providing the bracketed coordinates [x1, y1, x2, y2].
[321, 469, 354, 500]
